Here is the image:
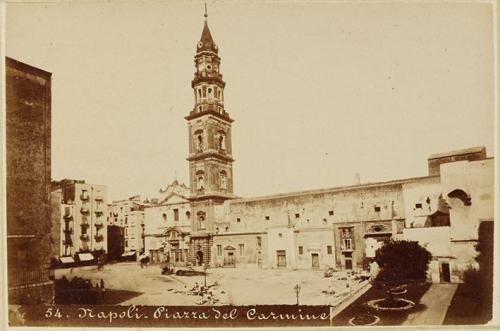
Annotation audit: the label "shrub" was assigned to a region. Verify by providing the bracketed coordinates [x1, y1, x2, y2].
[375, 240, 432, 282]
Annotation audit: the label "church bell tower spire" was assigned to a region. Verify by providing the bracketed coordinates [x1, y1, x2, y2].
[185, 8, 235, 200]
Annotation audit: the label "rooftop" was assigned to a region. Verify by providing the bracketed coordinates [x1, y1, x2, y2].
[428, 146, 486, 160]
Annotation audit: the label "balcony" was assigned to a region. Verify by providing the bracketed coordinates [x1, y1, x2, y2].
[94, 195, 104, 201]
[94, 234, 104, 242]
[80, 234, 89, 241]
[63, 227, 73, 233]
[94, 209, 104, 215]
[80, 207, 89, 214]
[63, 239, 73, 246]
[95, 223, 104, 230]
[80, 193, 89, 201]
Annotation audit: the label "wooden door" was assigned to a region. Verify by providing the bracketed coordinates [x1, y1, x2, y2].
[277, 250, 286, 268]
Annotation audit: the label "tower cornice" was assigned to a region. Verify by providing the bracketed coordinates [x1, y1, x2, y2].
[187, 151, 235, 163]
[185, 109, 234, 123]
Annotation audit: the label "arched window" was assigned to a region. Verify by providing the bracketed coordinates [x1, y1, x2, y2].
[195, 130, 204, 151]
[196, 171, 205, 191]
[197, 211, 206, 230]
[162, 213, 167, 222]
[186, 211, 191, 220]
[448, 189, 471, 206]
[220, 171, 227, 190]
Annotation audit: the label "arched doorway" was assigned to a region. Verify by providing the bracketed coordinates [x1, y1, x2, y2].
[196, 251, 203, 266]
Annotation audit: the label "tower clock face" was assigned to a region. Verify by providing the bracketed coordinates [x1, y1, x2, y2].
[198, 41, 203, 48]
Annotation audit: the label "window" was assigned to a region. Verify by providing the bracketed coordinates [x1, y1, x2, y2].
[342, 239, 352, 250]
[125, 240, 128, 248]
[196, 134, 204, 151]
[298, 246, 303, 255]
[225, 226, 229, 232]
[265, 216, 270, 220]
[218, 134, 226, 150]
[374, 206, 381, 212]
[162, 213, 167, 221]
[236, 218, 241, 223]
[239, 244, 244, 256]
[217, 245, 222, 256]
[186, 211, 191, 220]
[196, 170, 205, 191]
[125, 217, 128, 224]
[202, 86, 207, 97]
[340, 228, 354, 250]
[197, 212, 206, 230]
[415, 203, 422, 209]
[329, 210, 334, 216]
[327, 245, 332, 254]
[295, 213, 300, 218]
[220, 171, 227, 189]
[323, 218, 327, 224]
[174, 209, 179, 222]
[215, 227, 219, 234]
[278, 233, 283, 238]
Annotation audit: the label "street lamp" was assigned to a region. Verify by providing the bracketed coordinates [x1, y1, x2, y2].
[294, 284, 301, 305]
[204, 263, 208, 289]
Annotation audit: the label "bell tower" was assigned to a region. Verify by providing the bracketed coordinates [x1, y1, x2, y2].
[185, 9, 235, 200]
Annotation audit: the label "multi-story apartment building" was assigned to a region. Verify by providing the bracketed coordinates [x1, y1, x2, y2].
[51, 179, 108, 264]
[107, 196, 146, 259]
[6, 57, 54, 304]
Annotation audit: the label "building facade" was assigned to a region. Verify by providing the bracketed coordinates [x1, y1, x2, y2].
[144, 180, 192, 264]
[6, 57, 54, 304]
[107, 195, 146, 259]
[50, 179, 108, 264]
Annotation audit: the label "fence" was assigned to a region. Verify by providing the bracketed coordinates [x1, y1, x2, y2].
[8, 264, 54, 288]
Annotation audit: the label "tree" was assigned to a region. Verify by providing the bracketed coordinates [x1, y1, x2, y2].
[375, 240, 432, 282]
[465, 221, 494, 322]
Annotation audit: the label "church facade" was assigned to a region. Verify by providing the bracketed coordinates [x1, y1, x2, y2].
[142, 14, 494, 283]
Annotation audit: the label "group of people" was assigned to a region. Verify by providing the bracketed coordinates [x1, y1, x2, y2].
[185, 282, 219, 305]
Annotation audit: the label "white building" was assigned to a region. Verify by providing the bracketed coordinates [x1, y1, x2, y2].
[144, 180, 192, 264]
[107, 195, 147, 259]
[51, 179, 108, 265]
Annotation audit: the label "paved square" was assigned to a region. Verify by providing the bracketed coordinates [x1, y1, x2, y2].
[55, 262, 368, 306]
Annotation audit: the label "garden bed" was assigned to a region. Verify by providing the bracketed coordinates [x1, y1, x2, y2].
[332, 281, 431, 326]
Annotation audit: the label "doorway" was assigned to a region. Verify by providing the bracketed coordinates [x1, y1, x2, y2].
[345, 258, 353, 270]
[225, 252, 235, 267]
[277, 250, 286, 268]
[311, 253, 319, 269]
[441, 262, 451, 282]
[196, 251, 203, 266]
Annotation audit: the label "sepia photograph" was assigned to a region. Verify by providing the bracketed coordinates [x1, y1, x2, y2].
[1, 0, 498, 328]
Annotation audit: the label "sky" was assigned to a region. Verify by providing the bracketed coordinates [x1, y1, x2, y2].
[5, 1, 495, 201]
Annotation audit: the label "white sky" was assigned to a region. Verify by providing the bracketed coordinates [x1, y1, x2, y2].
[5, 1, 495, 201]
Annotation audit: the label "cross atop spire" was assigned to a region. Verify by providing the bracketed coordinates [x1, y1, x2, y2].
[204, 3, 208, 20]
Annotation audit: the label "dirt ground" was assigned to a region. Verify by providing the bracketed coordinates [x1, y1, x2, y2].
[55, 262, 368, 306]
